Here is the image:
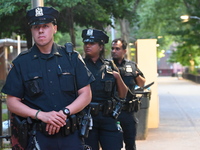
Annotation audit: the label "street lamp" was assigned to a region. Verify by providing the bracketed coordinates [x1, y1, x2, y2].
[180, 15, 200, 22]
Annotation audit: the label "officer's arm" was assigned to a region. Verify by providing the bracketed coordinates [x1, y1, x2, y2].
[6, 95, 38, 118]
[6, 95, 66, 127]
[112, 71, 128, 99]
[62, 84, 92, 115]
[135, 72, 146, 87]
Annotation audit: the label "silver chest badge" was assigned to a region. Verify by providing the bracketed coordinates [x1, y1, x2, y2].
[126, 65, 132, 72]
[35, 7, 44, 17]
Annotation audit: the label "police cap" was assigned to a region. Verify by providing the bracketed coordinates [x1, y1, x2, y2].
[26, 6, 59, 26]
[82, 29, 109, 44]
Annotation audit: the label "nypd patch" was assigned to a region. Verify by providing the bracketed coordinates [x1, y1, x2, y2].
[35, 7, 44, 17]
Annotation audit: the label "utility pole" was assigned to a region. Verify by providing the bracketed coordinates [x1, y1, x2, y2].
[31, 0, 44, 45]
[32, 0, 44, 8]
[111, 16, 115, 41]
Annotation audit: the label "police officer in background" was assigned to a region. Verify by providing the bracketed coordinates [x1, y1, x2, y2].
[1, 7, 94, 150]
[82, 29, 128, 150]
[111, 38, 146, 150]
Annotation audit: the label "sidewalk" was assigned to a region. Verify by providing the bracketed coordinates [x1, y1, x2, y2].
[135, 76, 200, 150]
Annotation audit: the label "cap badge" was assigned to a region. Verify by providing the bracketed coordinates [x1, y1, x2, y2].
[35, 7, 44, 17]
[86, 29, 93, 36]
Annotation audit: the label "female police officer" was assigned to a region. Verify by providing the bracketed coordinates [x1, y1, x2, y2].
[82, 29, 128, 150]
[1, 7, 94, 150]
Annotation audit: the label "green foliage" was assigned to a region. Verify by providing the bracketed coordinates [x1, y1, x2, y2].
[0, 0, 30, 15]
[46, 0, 85, 8]
[0, 0, 135, 48]
[168, 43, 200, 66]
[132, 0, 200, 70]
[4, 0, 200, 70]
[165, 0, 200, 69]
[0, 1, 30, 40]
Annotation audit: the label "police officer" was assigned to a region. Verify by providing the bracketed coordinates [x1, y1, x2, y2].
[82, 29, 128, 150]
[1, 7, 94, 150]
[111, 38, 146, 150]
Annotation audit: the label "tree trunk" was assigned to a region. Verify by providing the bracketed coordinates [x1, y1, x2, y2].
[67, 8, 76, 47]
[119, 18, 131, 60]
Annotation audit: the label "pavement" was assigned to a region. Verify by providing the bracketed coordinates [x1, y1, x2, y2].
[135, 76, 200, 150]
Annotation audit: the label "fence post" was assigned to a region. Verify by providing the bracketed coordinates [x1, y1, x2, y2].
[0, 93, 3, 148]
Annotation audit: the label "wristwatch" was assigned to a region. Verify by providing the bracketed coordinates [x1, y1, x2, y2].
[62, 107, 70, 117]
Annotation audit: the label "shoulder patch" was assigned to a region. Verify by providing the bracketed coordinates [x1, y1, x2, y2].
[78, 53, 85, 64]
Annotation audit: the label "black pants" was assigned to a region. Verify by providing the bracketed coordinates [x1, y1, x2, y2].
[35, 130, 84, 150]
[85, 112, 123, 150]
[118, 111, 138, 150]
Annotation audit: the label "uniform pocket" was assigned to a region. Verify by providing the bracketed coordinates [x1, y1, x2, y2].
[102, 77, 115, 92]
[24, 72, 43, 97]
[59, 73, 75, 92]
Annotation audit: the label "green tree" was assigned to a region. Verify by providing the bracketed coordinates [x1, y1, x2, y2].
[167, 0, 200, 71]
[0, 0, 134, 49]
[133, 0, 200, 72]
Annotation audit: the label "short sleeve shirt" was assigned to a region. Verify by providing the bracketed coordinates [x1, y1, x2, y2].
[84, 58, 116, 102]
[1, 43, 95, 111]
[113, 59, 144, 100]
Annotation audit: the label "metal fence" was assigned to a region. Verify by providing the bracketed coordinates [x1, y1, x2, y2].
[0, 92, 11, 149]
[182, 73, 200, 84]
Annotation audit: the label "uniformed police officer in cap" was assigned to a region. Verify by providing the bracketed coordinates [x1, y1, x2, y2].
[1, 6, 95, 150]
[82, 29, 128, 150]
[111, 38, 146, 150]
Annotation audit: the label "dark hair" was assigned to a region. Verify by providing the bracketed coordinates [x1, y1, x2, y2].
[112, 38, 127, 50]
[99, 42, 105, 59]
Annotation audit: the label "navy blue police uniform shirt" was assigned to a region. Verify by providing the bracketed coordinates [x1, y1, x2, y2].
[84, 57, 118, 102]
[2, 43, 95, 111]
[113, 59, 144, 101]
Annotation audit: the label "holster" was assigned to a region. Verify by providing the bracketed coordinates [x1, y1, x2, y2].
[122, 97, 141, 112]
[133, 97, 141, 112]
[12, 114, 29, 149]
[61, 118, 71, 136]
[79, 107, 92, 138]
[60, 115, 78, 136]
[103, 100, 113, 115]
[69, 114, 78, 133]
[127, 100, 135, 112]
[89, 102, 100, 116]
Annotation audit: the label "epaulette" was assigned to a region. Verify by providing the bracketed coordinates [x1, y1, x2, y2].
[125, 59, 136, 65]
[19, 49, 31, 56]
[104, 59, 112, 65]
[104, 59, 114, 64]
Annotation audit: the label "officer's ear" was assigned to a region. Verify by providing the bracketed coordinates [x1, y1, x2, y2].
[54, 25, 57, 34]
[99, 44, 103, 51]
[124, 49, 127, 54]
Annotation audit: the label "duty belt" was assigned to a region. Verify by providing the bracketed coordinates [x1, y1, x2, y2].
[122, 98, 141, 112]
[35, 114, 80, 136]
[89, 100, 116, 116]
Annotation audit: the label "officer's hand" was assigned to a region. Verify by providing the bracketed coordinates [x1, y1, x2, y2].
[134, 71, 139, 78]
[112, 71, 120, 79]
[46, 124, 61, 135]
[37, 111, 66, 127]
